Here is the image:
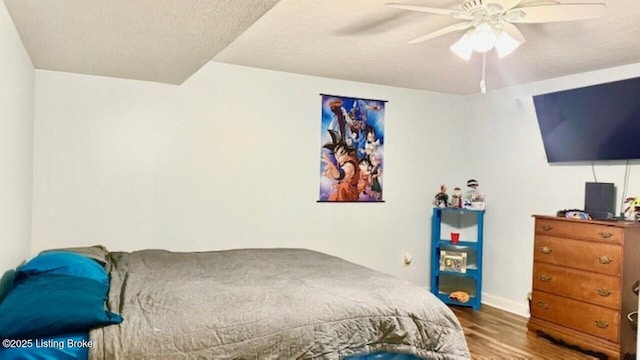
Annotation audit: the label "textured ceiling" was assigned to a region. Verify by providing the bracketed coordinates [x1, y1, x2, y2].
[4, 1, 640, 94]
[3, 0, 280, 84]
[214, 0, 640, 95]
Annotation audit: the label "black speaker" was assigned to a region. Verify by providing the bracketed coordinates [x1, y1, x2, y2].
[585, 182, 615, 219]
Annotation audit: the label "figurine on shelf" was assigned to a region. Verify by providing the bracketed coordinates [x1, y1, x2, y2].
[624, 197, 640, 221]
[434, 184, 449, 208]
[463, 179, 479, 208]
[450, 187, 462, 208]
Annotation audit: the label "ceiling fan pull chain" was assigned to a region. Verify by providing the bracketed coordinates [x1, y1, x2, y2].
[480, 52, 487, 94]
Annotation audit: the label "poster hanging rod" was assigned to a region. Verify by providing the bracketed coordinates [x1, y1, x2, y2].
[319, 93, 388, 103]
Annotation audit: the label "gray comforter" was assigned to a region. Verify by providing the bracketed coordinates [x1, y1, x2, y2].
[90, 248, 469, 359]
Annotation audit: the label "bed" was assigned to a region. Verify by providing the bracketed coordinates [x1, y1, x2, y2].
[0, 247, 470, 359]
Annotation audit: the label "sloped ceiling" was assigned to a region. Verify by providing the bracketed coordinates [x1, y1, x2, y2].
[3, 0, 280, 84]
[5, 0, 640, 94]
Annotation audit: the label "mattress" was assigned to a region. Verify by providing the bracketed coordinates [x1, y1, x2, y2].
[90, 248, 469, 359]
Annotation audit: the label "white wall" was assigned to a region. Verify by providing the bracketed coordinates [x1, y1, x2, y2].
[31, 63, 465, 285]
[31, 54, 640, 316]
[463, 63, 640, 315]
[0, 2, 34, 278]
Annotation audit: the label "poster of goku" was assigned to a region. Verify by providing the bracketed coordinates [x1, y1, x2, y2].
[318, 94, 385, 202]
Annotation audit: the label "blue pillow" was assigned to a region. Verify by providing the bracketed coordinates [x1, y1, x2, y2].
[346, 353, 423, 360]
[15, 252, 108, 286]
[0, 274, 122, 340]
[0, 332, 89, 360]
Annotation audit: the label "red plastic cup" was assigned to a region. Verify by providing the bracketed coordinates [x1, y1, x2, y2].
[451, 232, 460, 244]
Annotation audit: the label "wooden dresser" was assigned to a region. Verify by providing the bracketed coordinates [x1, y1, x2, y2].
[528, 215, 640, 359]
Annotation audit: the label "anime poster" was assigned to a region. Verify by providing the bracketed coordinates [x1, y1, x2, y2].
[318, 94, 385, 202]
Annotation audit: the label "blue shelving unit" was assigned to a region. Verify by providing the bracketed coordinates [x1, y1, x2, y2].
[430, 207, 484, 310]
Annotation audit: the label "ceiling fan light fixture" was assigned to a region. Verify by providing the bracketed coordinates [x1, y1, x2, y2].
[494, 30, 521, 58]
[388, 1, 607, 93]
[469, 23, 496, 53]
[450, 33, 474, 61]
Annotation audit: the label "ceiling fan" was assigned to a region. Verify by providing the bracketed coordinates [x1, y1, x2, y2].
[387, 0, 606, 59]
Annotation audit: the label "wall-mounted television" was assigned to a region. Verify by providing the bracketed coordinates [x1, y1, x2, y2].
[533, 76, 640, 163]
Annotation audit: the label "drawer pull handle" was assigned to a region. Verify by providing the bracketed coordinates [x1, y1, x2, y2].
[536, 301, 549, 310]
[599, 231, 613, 239]
[594, 319, 609, 329]
[538, 274, 551, 282]
[541, 224, 554, 231]
[539, 246, 552, 254]
[596, 288, 612, 297]
[596, 256, 613, 265]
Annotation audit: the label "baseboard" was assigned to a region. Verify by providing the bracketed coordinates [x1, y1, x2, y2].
[425, 286, 530, 318]
[481, 292, 530, 318]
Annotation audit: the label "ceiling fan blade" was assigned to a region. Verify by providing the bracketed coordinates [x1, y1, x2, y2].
[385, 3, 473, 20]
[507, 3, 606, 23]
[407, 22, 473, 44]
[500, 21, 526, 44]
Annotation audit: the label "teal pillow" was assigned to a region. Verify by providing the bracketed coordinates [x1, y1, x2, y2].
[15, 251, 108, 285]
[347, 353, 423, 360]
[0, 274, 122, 340]
[40, 245, 109, 266]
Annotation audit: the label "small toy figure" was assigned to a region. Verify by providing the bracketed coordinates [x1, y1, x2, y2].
[450, 187, 462, 208]
[434, 185, 449, 208]
[624, 197, 640, 221]
[566, 211, 590, 220]
[463, 179, 479, 208]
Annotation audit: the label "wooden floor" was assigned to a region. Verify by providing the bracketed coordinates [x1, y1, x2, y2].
[451, 304, 599, 359]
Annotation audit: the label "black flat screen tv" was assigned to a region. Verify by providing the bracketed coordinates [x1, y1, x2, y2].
[533, 76, 640, 163]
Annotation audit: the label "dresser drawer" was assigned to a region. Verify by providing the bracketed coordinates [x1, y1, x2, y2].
[535, 218, 623, 245]
[531, 291, 620, 342]
[534, 235, 621, 276]
[533, 262, 621, 309]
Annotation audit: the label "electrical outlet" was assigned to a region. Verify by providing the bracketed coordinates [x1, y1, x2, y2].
[402, 252, 412, 266]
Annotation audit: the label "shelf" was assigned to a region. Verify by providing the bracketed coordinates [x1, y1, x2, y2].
[436, 292, 478, 307]
[438, 268, 479, 279]
[433, 207, 485, 214]
[431, 207, 484, 311]
[438, 240, 478, 249]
